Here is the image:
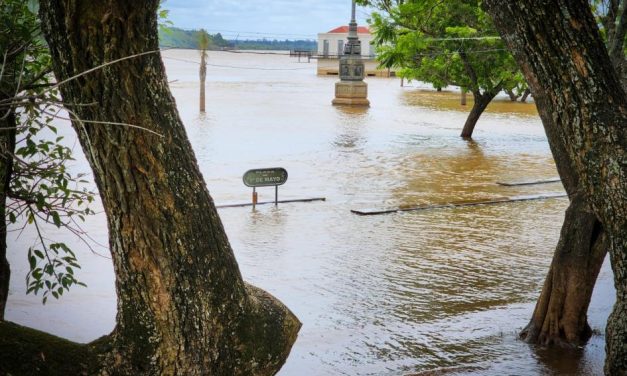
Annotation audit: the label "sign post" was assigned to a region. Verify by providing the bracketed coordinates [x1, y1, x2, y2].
[243, 168, 288, 207]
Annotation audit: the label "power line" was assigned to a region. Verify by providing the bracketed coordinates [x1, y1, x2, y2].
[160, 46, 297, 56]
[413, 48, 508, 57]
[161, 46, 506, 57]
[168, 26, 316, 39]
[423, 36, 501, 41]
[161, 56, 313, 71]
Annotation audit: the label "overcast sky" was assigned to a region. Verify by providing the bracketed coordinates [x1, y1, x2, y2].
[162, 0, 372, 40]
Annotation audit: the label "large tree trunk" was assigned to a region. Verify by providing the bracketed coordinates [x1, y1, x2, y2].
[459, 89, 499, 138]
[39, 1, 300, 374]
[519, 87, 608, 346]
[483, 2, 627, 374]
[520, 192, 607, 346]
[0, 109, 16, 321]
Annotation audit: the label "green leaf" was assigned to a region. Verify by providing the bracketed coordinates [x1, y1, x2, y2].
[51, 211, 62, 227]
[32, 268, 43, 279]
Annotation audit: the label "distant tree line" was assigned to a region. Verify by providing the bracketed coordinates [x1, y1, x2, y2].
[231, 39, 317, 51]
[159, 27, 317, 51]
[158, 27, 231, 49]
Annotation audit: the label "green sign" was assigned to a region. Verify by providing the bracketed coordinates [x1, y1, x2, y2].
[243, 168, 288, 187]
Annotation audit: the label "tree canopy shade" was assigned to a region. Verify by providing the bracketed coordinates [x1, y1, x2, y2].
[483, 1, 627, 374]
[360, 0, 523, 138]
[37, 0, 300, 374]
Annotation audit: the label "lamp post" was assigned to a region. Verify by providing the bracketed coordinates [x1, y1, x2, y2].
[332, 0, 370, 106]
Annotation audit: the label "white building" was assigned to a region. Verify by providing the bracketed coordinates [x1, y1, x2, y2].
[316, 26, 394, 77]
[317, 25, 374, 57]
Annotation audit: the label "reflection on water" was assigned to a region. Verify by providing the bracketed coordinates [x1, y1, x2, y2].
[5, 49, 613, 375]
[402, 89, 539, 117]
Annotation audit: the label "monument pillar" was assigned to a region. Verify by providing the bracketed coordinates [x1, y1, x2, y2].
[332, 0, 370, 106]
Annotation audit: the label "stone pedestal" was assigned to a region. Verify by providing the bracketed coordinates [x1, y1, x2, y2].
[332, 80, 370, 106]
[331, 3, 369, 107]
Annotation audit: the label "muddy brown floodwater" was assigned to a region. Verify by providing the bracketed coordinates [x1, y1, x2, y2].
[6, 49, 615, 375]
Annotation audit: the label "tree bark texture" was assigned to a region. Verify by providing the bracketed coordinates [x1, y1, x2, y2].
[520, 82, 608, 347]
[518, 121, 608, 347]
[483, 2, 627, 374]
[520, 192, 606, 346]
[39, 1, 300, 374]
[0, 110, 16, 321]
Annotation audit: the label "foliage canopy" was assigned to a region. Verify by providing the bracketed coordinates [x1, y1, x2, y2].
[361, 0, 524, 94]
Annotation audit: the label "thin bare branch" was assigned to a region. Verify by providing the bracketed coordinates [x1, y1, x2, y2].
[49, 49, 160, 92]
[0, 50, 7, 85]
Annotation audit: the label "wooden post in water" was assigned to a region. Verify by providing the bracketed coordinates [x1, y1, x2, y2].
[252, 187, 258, 209]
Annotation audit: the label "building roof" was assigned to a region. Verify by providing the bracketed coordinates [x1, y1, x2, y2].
[328, 25, 370, 34]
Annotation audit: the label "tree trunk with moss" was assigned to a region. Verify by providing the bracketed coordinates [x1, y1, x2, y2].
[484, 2, 627, 374]
[39, 1, 300, 374]
[519, 101, 608, 347]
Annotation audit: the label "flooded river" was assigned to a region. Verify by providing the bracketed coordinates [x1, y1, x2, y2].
[6, 49, 614, 375]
